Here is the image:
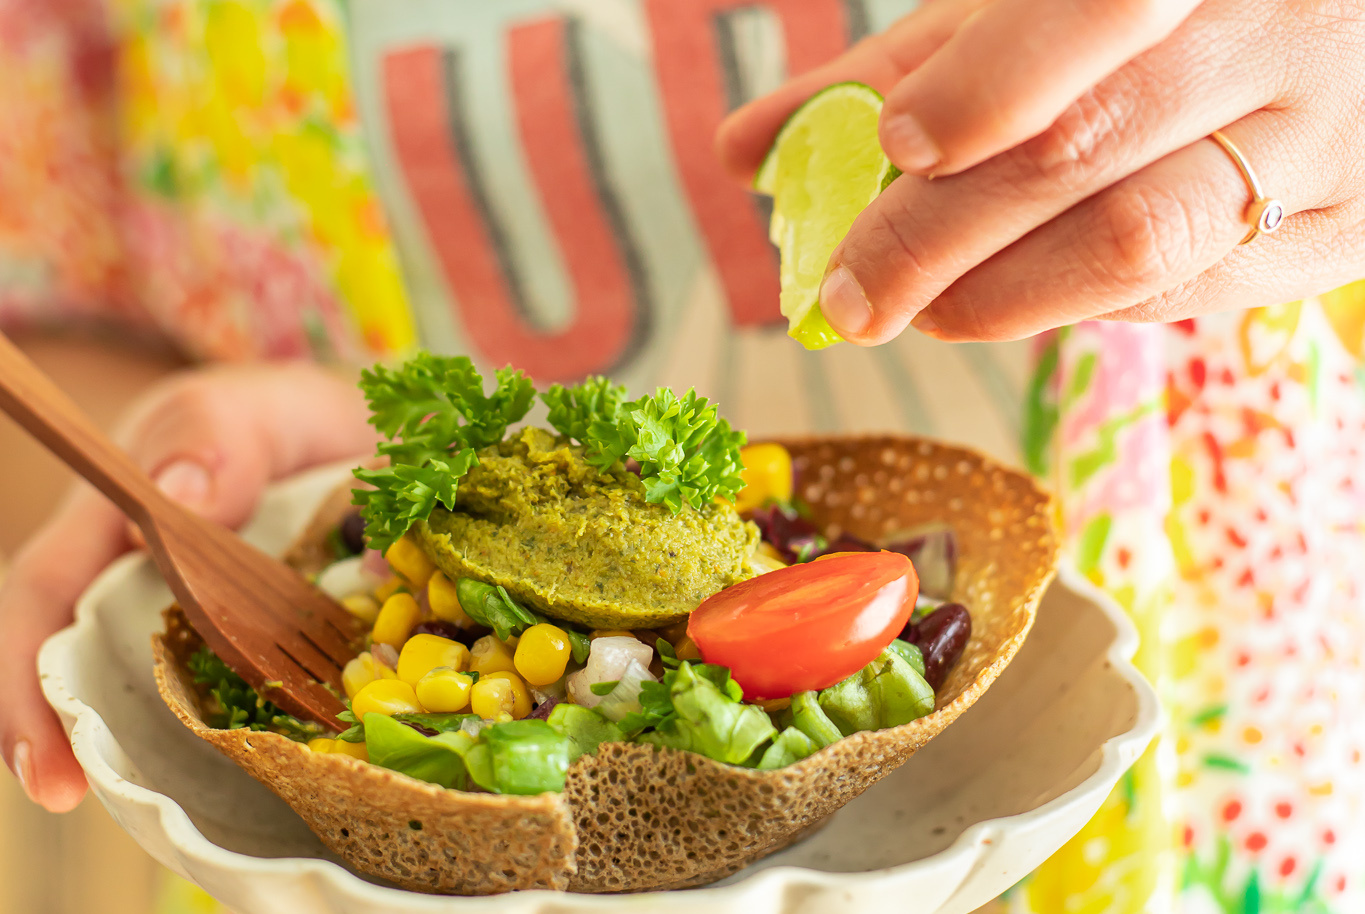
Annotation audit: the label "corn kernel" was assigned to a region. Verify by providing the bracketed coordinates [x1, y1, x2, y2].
[751, 542, 788, 575]
[427, 572, 475, 627]
[415, 668, 474, 713]
[482, 670, 533, 719]
[372, 593, 423, 647]
[333, 739, 369, 761]
[397, 634, 471, 686]
[514, 624, 572, 686]
[658, 620, 689, 644]
[373, 576, 405, 603]
[341, 594, 381, 624]
[470, 635, 518, 675]
[674, 635, 702, 662]
[342, 651, 397, 699]
[385, 536, 436, 588]
[308, 737, 337, 753]
[470, 677, 516, 719]
[352, 679, 423, 718]
[734, 443, 793, 513]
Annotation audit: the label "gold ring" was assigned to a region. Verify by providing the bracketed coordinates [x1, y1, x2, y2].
[1210, 130, 1285, 245]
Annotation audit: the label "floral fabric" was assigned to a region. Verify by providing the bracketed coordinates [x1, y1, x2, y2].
[1011, 284, 1365, 914]
[0, 0, 414, 360]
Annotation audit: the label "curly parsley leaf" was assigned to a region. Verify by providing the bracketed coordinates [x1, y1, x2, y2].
[541, 377, 629, 442]
[618, 677, 677, 735]
[352, 452, 477, 555]
[188, 646, 319, 741]
[352, 354, 534, 552]
[584, 388, 747, 514]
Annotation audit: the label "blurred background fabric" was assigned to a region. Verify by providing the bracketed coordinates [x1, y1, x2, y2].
[0, 333, 217, 914]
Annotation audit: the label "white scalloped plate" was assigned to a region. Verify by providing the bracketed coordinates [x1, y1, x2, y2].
[38, 463, 1158, 914]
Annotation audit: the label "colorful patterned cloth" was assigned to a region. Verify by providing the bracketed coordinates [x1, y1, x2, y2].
[1010, 292, 1365, 914]
[3, 2, 1364, 913]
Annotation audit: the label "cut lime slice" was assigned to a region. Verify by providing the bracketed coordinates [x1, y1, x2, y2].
[754, 82, 896, 350]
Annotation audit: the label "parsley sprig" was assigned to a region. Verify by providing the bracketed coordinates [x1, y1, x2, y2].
[544, 383, 747, 514]
[540, 376, 627, 443]
[188, 646, 319, 741]
[352, 354, 535, 552]
[352, 356, 747, 552]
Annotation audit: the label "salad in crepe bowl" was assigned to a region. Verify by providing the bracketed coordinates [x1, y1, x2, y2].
[153, 353, 1058, 895]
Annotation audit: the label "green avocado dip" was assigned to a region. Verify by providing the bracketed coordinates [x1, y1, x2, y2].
[414, 427, 759, 629]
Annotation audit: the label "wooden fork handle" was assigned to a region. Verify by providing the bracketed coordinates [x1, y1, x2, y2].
[0, 332, 166, 526]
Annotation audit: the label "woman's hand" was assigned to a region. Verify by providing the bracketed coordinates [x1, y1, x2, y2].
[0, 362, 374, 811]
[718, 0, 1365, 343]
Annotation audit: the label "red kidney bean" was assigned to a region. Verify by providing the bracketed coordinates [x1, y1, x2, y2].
[409, 620, 488, 647]
[339, 511, 367, 555]
[529, 696, 562, 721]
[903, 603, 971, 690]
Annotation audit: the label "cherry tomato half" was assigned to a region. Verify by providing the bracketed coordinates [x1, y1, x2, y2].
[688, 552, 919, 699]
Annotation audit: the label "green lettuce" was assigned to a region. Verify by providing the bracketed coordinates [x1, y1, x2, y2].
[362, 713, 472, 789]
[637, 662, 776, 764]
[547, 703, 625, 762]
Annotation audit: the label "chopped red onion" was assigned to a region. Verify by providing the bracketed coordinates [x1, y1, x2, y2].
[371, 642, 399, 671]
[885, 525, 958, 599]
[361, 548, 392, 579]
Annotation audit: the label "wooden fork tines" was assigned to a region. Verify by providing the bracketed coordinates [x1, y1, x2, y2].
[0, 332, 360, 730]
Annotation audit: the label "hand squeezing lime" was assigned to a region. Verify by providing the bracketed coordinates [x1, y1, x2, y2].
[754, 83, 897, 350]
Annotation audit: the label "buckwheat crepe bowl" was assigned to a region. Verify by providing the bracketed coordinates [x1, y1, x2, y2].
[152, 435, 1058, 895]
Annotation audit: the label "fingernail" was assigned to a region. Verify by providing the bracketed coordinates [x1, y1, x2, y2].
[911, 309, 944, 339]
[11, 740, 33, 798]
[820, 266, 873, 337]
[154, 460, 212, 509]
[882, 114, 940, 174]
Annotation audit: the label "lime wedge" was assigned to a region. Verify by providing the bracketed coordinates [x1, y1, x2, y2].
[754, 82, 897, 350]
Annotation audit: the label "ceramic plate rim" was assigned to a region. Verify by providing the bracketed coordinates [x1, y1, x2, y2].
[37, 463, 1160, 910]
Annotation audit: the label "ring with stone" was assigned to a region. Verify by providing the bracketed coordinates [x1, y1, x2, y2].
[1210, 130, 1286, 245]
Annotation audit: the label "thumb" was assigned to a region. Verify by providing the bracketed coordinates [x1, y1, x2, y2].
[125, 361, 376, 532]
[817, 174, 954, 346]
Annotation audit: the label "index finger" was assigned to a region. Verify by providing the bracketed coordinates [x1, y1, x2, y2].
[715, 0, 991, 180]
[878, 0, 1204, 175]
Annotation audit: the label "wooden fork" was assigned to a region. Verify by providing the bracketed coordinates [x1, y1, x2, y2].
[0, 333, 358, 730]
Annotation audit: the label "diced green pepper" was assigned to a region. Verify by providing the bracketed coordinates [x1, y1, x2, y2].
[788, 690, 844, 748]
[818, 647, 936, 736]
[757, 726, 818, 769]
[886, 639, 927, 678]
